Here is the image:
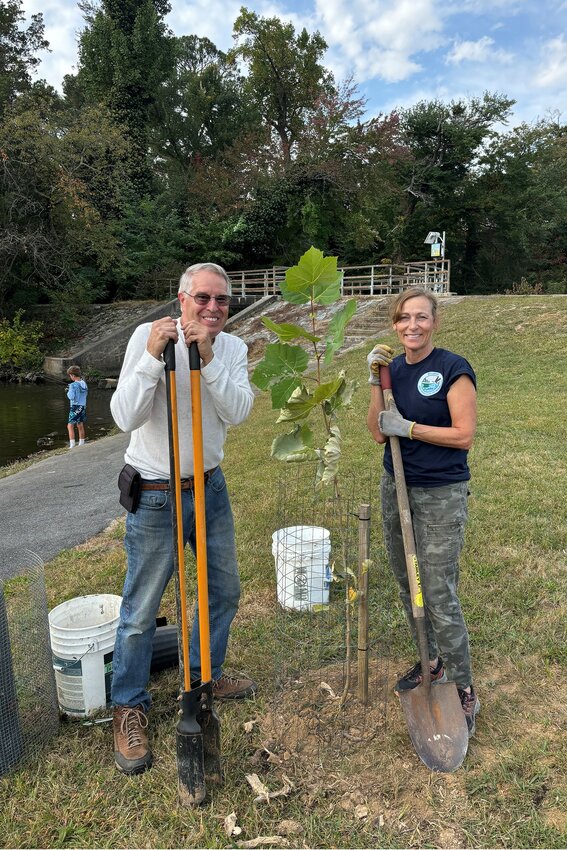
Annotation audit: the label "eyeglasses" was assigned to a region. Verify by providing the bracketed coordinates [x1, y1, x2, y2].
[181, 291, 231, 307]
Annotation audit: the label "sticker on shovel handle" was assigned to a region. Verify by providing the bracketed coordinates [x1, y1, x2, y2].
[412, 555, 424, 607]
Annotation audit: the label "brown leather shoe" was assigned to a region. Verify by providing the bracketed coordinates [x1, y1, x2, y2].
[113, 705, 153, 774]
[212, 673, 257, 700]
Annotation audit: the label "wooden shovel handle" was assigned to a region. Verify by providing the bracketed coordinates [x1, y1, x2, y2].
[380, 364, 431, 689]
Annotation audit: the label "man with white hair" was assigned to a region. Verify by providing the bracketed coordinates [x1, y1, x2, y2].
[110, 262, 256, 775]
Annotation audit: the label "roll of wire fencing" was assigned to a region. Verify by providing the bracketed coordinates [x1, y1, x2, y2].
[0, 552, 59, 776]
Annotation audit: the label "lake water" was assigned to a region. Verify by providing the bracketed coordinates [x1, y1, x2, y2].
[0, 383, 117, 468]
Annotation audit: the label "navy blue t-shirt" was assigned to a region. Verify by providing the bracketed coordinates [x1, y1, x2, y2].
[383, 348, 476, 487]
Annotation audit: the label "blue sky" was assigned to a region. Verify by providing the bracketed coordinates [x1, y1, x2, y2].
[21, 0, 567, 127]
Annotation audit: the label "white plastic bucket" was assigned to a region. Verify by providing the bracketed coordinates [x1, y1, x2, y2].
[272, 526, 331, 611]
[48, 594, 122, 717]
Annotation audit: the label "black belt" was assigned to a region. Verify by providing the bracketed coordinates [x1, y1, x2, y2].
[141, 467, 218, 491]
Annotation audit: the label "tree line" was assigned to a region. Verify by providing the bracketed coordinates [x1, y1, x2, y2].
[1, 0, 566, 322]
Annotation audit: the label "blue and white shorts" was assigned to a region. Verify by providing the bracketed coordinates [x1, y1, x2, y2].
[68, 404, 86, 424]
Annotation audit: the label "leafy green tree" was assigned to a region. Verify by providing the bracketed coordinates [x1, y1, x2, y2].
[152, 34, 257, 187]
[0, 97, 129, 313]
[252, 246, 362, 696]
[0, 0, 48, 116]
[231, 8, 333, 164]
[251, 246, 357, 487]
[109, 195, 188, 298]
[470, 118, 567, 292]
[76, 0, 175, 195]
[0, 309, 43, 374]
[391, 93, 515, 287]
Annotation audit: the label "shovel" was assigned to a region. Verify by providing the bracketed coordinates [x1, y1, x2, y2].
[380, 364, 468, 772]
[164, 341, 220, 806]
[164, 340, 206, 804]
[187, 339, 222, 788]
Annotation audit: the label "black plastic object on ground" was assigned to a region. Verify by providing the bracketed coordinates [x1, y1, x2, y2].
[150, 624, 179, 673]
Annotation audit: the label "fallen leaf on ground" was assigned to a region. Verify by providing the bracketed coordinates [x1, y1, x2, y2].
[244, 717, 259, 733]
[265, 748, 283, 765]
[224, 812, 242, 837]
[245, 773, 294, 804]
[237, 837, 289, 848]
[320, 681, 338, 698]
[277, 819, 303, 836]
[245, 773, 270, 802]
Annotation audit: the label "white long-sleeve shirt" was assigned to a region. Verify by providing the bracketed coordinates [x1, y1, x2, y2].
[111, 322, 254, 479]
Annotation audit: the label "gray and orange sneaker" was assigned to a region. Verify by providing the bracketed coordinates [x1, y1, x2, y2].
[395, 657, 447, 692]
[458, 685, 480, 736]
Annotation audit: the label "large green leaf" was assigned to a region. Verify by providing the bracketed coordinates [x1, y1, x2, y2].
[270, 376, 302, 409]
[323, 299, 357, 365]
[283, 246, 341, 305]
[322, 373, 357, 415]
[279, 275, 310, 304]
[315, 424, 342, 488]
[271, 424, 318, 462]
[275, 384, 314, 422]
[276, 376, 344, 422]
[251, 343, 309, 391]
[261, 317, 320, 344]
[313, 375, 345, 404]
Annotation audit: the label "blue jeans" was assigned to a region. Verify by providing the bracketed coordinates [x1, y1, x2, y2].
[111, 466, 240, 711]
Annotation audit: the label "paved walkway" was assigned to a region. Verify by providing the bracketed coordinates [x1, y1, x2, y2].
[0, 433, 130, 580]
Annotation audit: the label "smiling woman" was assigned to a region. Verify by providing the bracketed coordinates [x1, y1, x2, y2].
[366, 286, 480, 737]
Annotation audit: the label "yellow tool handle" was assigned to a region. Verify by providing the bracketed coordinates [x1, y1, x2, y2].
[190, 347, 212, 683]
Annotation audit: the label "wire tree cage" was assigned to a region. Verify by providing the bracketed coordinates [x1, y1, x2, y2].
[268, 464, 396, 763]
[0, 552, 59, 776]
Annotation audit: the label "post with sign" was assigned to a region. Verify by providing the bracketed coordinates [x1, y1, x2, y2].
[423, 231, 447, 292]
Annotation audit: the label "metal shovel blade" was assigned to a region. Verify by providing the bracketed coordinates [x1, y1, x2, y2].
[198, 697, 223, 786]
[399, 681, 469, 773]
[176, 691, 206, 805]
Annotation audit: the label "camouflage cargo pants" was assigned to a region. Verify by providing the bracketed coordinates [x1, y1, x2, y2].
[381, 473, 473, 688]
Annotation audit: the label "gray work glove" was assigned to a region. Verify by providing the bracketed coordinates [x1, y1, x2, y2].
[378, 401, 416, 439]
[366, 344, 394, 385]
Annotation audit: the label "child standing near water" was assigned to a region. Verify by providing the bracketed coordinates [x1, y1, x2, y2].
[66, 365, 88, 448]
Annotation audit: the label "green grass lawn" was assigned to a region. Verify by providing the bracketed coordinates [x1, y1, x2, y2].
[1, 295, 566, 849]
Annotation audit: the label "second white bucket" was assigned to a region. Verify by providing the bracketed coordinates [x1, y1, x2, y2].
[272, 525, 331, 611]
[48, 594, 122, 717]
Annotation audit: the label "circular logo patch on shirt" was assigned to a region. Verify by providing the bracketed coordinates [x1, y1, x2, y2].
[418, 371, 443, 396]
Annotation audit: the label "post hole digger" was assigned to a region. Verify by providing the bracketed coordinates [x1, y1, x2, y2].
[164, 339, 222, 805]
[380, 364, 469, 773]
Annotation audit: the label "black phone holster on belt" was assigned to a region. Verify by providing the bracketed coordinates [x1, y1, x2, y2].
[118, 463, 142, 513]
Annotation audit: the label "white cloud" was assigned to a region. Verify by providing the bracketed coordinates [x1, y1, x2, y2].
[534, 35, 567, 87]
[446, 36, 513, 65]
[167, 1, 240, 50]
[314, 0, 443, 83]
[444, 0, 523, 11]
[168, 0, 313, 52]
[22, 1, 84, 88]
[17, 0, 567, 126]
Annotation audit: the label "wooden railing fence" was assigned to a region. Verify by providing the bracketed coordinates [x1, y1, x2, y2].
[151, 260, 450, 301]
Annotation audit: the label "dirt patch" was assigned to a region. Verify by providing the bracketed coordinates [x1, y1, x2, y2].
[239, 649, 567, 847]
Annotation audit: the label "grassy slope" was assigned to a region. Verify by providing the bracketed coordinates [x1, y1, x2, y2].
[1, 296, 566, 849]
